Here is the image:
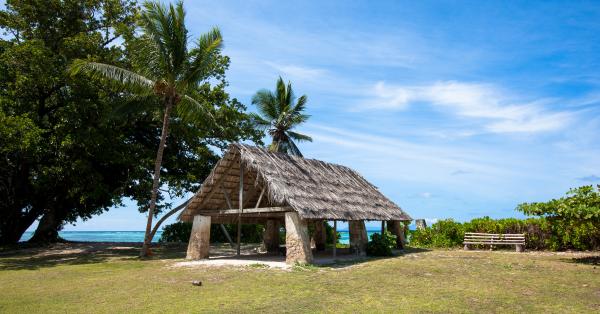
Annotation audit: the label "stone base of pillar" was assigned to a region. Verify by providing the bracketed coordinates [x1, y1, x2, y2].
[262, 219, 280, 253]
[285, 212, 313, 264]
[186, 215, 211, 260]
[387, 220, 405, 249]
[349, 220, 368, 256]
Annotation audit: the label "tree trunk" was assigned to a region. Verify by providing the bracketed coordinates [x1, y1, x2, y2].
[140, 99, 174, 257]
[0, 211, 39, 246]
[28, 209, 64, 244]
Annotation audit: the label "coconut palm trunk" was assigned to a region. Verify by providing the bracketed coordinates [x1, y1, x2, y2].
[140, 98, 174, 257]
[69, 1, 224, 258]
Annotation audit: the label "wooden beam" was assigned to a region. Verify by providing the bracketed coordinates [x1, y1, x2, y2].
[254, 188, 265, 209]
[216, 183, 235, 248]
[241, 180, 259, 209]
[333, 220, 337, 258]
[237, 162, 243, 256]
[220, 183, 234, 210]
[196, 152, 238, 208]
[198, 206, 291, 216]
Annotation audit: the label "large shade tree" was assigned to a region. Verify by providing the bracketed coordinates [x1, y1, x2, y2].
[70, 0, 230, 256]
[0, 0, 261, 246]
[251, 77, 312, 156]
[0, 0, 139, 245]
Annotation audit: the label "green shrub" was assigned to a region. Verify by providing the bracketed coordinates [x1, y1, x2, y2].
[408, 216, 600, 251]
[159, 221, 192, 243]
[159, 222, 265, 243]
[410, 219, 464, 248]
[366, 231, 396, 256]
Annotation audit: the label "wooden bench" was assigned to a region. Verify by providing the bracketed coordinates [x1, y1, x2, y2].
[463, 233, 525, 252]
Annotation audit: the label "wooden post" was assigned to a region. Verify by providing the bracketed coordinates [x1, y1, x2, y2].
[285, 212, 313, 264]
[516, 244, 524, 252]
[332, 220, 337, 258]
[237, 162, 243, 256]
[262, 219, 280, 253]
[186, 215, 211, 260]
[313, 220, 326, 251]
[381, 221, 385, 235]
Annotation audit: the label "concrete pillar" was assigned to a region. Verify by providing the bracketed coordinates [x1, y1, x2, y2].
[387, 220, 405, 249]
[349, 220, 368, 256]
[285, 212, 313, 264]
[186, 215, 211, 260]
[312, 220, 327, 251]
[262, 219, 280, 253]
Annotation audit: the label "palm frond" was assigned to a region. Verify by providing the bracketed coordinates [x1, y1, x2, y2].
[139, 1, 172, 76]
[175, 94, 216, 126]
[184, 27, 223, 85]
[287, 139, 304, 157]
[275, 77, 290, 113]
[293, 94, 307, 114]
[110, 94, 160, 118]
[69, 60, 154, 94]
[249, 113, 272, 131]
[251, 89, 279, 120]
[287, 131, 313, 142]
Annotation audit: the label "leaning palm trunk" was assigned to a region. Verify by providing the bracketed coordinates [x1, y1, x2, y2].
[140, 99, 174, 257]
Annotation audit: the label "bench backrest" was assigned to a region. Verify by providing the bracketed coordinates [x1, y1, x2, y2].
[463, 232, 525, 245]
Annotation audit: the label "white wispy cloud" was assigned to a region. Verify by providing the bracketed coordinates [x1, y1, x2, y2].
[363, 81, 574, 134]
[264, 62, 328, 81]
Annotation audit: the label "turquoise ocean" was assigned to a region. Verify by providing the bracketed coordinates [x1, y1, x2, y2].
[19, 230, 383, 244]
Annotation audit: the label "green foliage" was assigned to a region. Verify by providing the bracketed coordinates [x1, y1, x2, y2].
[250, 77, 312, 157]
[0, 0, 262, 245]
[409, 216, 600, 251]
[366, 231, 396, 256]
[325, 223, 340, 244]
[517, 185, 600, 222]
[158, 222, 265, 244]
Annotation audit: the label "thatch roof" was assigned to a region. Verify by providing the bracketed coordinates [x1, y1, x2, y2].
[180, 144, 411, 222]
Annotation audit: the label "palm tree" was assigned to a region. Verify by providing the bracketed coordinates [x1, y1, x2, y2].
[251, 77, 312, 156]
[70, 1, 223, 257]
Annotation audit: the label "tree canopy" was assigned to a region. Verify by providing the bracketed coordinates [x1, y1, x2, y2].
[251, 77, 312, 157]
[0, 0, 261, 245]
[517, 185, 600, 222]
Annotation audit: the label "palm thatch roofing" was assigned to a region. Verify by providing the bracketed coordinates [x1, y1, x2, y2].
[180, 144, 411, 222]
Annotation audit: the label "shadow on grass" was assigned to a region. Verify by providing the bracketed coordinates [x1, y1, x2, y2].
[0, 242, 187, 271]
[568, 255, 600, 266]
[314, 246, 431, 269]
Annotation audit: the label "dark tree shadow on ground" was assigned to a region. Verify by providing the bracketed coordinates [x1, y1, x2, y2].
[0, 242, 187, 271]
[314, 246, 432, 269]
[568, 255, 600, 266]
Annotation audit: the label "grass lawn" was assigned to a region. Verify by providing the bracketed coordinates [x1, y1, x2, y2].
[1, 244, 599, 313]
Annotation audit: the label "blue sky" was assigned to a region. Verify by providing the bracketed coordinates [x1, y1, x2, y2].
[32, 0, 600, 231]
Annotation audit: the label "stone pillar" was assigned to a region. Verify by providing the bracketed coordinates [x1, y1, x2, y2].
[186, 215, 211, 260]
[415, 219, 427, 230]
[349, 220, 368, 256]
[387, 220, 405, 249]
[312, 220, 327, 251]
[285, 212, 313, 264]
[262, 219, 280, 253]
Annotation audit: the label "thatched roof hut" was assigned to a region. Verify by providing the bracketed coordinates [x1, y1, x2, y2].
[181, 143, 411, 222]
[182, 144, 411, 264]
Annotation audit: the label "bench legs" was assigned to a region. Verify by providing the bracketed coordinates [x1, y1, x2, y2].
[515, 244, 524, 252]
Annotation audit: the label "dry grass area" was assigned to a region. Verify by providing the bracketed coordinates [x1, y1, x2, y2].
[1, 243, 599, 313]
